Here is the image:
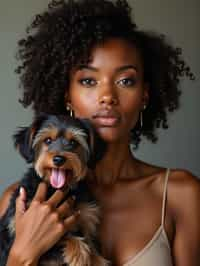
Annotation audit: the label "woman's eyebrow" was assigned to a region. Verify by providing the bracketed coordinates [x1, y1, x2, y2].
[77, 65, 98, 72]
[116, 65, 138, 73]
[76, 64, 138, 73]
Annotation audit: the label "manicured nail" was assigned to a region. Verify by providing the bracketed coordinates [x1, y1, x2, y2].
[19, 187, 24, 195]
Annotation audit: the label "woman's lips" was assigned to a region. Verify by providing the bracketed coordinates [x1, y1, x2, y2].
[92, 110, 121, 127]
[93, 116, 120, 126]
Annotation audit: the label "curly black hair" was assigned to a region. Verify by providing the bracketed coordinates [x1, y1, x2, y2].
[15, 0, 195, 149]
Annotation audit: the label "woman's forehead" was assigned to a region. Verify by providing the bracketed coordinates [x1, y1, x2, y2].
[74, 38, 143, 73]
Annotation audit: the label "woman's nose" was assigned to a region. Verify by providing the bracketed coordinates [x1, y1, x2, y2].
[98, 85, 118, 106]
[99, 94, 118, 105]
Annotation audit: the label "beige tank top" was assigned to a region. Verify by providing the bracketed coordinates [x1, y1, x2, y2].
[123, 168, 173, 266]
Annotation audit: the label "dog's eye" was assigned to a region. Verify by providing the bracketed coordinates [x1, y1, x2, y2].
[44, 137, 52, 145]
[70, 139, 78, 147]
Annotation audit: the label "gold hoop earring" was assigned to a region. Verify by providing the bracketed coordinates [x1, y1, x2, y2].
[140, 111, 143, 128]
[140, 104, 147, 128]
[66, 104, 74, 118]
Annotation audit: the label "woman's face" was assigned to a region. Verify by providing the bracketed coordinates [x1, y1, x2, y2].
[67, 38, 149, 143]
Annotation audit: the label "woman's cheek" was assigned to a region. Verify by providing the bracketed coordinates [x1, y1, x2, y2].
[122, 101, 141, 130]
[72, 92, 97, 118]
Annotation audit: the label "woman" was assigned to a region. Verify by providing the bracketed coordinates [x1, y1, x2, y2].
[0, 0, 199, 265]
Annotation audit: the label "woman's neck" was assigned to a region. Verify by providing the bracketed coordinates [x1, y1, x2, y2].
[89, 140, 139, 186]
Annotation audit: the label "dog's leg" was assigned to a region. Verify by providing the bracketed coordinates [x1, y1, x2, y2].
[62, 236, 92, 266]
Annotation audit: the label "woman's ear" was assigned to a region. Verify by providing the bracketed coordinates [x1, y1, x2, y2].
[65, 92, 73, 111]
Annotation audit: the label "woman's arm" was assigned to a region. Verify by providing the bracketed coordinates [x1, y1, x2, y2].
[0, 185, 38, 266]
[0, 182, 19, 218]
[171, 170, 200, 266]
[6, 247, 38, 266]
[0, 183, 35, 265]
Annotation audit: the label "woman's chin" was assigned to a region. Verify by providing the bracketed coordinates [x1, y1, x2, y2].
[96, 126, 127, 143]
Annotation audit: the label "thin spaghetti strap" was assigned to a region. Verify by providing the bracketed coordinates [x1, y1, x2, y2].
[161, 168, 170, 228]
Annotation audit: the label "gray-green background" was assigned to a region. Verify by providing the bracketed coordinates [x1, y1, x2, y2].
[0, 0, 199, 195]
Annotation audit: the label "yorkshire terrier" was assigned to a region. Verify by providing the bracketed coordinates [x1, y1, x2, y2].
[0, 114, 109, 266]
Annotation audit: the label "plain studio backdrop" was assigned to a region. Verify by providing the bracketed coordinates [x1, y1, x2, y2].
[0, 0, 199, 195]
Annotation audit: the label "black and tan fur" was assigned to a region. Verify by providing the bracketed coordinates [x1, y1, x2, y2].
[0, 114, 108, 266]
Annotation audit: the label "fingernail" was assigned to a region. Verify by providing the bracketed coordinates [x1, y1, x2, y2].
[19, 187, 24, 195]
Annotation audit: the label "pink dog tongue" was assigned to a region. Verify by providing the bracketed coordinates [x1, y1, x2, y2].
[50, 169, 66, 189]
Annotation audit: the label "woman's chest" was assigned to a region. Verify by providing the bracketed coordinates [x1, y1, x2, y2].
[98, 193, 173, 265]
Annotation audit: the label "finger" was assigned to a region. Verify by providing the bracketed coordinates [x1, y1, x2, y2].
[19, 186, 26, 202]
[46, 189, 69, 208]
[57, 197, 75, 218]
[33, 182, 47, 202]
[15, 187, 27, 220]
[63, 210, 80, 231]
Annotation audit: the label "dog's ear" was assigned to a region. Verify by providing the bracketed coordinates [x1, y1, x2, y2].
[13, 126, 35, 163]
[79, 119, 107, 168]
[13, 113, 48, 163]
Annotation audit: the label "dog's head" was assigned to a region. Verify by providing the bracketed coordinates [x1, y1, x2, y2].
[13, 114, 106, 189]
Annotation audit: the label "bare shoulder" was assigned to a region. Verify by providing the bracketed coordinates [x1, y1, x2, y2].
[167, 169, 200, 265]
[147, 167, 200, 221]
[167, 168, 200, 213]
[0, 182, 19, 218]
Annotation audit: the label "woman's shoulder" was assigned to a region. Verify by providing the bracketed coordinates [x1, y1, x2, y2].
[166, 169, 200, 262]
[167, 168, 200, 216]
[0, 182, 19, 218]
[167, 168, 200, 200]
[150, 167, 200, 206]
[138, 165, 200, 216]
[153, 167, 200, 246]
[168, 168, 199, 184]
[139, 163, 199, 194]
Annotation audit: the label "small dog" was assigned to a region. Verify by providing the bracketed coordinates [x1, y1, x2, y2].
[0, 114, 108, 266]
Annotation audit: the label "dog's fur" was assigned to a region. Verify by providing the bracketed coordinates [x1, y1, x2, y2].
[0, 114, 108, 266]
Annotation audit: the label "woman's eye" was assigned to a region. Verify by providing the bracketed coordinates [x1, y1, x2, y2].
[44, 137, 52, 145]
[117, 78, 136, 87]
[78, 78, 97, 87]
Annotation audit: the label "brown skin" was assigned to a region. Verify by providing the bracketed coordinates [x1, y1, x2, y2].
[1, 184, 79, 266]
[1, 38, 200, 266]
[68, 38, 200, 265]
[68, 38, 149, 185]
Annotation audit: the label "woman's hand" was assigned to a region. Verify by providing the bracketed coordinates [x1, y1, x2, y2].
[10, 182, 79, 264]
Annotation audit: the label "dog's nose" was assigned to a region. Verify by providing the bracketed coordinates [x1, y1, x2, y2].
[53, 155, 66, 166]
